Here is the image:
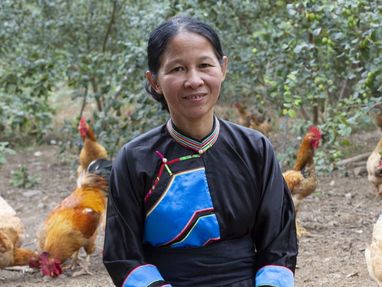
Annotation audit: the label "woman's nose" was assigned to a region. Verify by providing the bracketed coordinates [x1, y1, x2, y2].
[184, 70, 203, 89]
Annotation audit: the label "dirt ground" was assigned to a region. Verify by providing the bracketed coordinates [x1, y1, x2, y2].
[0, 130, 380, 287]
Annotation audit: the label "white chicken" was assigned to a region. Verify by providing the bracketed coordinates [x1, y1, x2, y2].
[365, 214, 382, 286]
[0, 195, 36, 268]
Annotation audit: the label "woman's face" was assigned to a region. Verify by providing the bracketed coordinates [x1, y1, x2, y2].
[147, 31, 228, 129]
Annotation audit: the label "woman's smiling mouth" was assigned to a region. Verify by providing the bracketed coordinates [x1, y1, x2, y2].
[183, 93, 207, 100]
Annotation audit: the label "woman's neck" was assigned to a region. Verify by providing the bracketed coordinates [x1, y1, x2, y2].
[171, 116, 214, 141]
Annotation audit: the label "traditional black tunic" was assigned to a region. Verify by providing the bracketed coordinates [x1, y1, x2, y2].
[103, 118, 297, 287]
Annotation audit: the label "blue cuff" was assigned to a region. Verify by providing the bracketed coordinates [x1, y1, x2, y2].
[123, 264, 167, 287]
[255, 265, 294, 287]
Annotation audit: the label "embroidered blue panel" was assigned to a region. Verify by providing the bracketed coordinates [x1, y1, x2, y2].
[255, 265, 294, 287]
[144, 168, 221, 247]
[122, 264, 165, 287]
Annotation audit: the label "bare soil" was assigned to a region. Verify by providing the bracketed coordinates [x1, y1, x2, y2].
[0, 130, 380, 287]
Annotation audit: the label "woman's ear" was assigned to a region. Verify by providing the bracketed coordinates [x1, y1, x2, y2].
[146, 71, 162, 94]
[221, 56, 228, 81]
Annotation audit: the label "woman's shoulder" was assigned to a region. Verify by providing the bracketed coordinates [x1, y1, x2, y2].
[217, 118, 277, 165]
[118, 124, 166, 156]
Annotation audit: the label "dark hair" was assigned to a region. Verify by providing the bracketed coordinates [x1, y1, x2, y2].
[145, 15, 225, 111]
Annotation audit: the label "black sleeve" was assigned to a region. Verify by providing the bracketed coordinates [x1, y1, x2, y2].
[102, 146, 170, 287]
[252, 137, 298, 273]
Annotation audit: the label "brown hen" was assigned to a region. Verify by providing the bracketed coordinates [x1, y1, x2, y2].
[367, 137, 382, 196]
[249, 114, 272, 137]
[234, 102, 272, 136]
[30, 170, 108, 277]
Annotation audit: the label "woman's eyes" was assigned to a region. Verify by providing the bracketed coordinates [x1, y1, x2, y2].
[172, 66, 184, 72]
[199, 63, 212, 68]
[170, 63, 213, 73]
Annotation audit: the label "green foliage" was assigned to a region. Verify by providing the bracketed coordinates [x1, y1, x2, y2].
[0, 142, 15, 166]
[0, 1, 57, 140]
[10, 165, 39, 188]
[0, 0, 381, 170]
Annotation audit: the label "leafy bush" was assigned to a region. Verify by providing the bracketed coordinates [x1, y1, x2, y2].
[0, 0, 380, 170]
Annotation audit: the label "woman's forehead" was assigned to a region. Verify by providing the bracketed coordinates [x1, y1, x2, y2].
[162, 32, 216, 60]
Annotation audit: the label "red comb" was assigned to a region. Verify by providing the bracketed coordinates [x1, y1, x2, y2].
[78, 117, 88, 130]
[79, 117, 86, 125]
[308, 125, 322, 138]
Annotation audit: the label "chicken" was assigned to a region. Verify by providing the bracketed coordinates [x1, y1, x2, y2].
[234, 102, 251, 127]
[77, 117, 108, 175]
[87, 158, 113, 232]
[249, 114, 272, 137]
[372, 106, 382, 132]
[86, 158, 113, 181]
[367, 137, 382, 196]
[29, 164, 111, 277]
[282, 126, 322, 237]
[0, 196, 37, 268]
[365, 214, 382, 286]
[234, 102, 272, 136]
[375, 113, 382, 132]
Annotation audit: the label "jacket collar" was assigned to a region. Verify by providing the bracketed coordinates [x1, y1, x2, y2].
[166, 117, 220, 154]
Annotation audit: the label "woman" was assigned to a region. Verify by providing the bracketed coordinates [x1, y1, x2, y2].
[103, 15, 297, 287]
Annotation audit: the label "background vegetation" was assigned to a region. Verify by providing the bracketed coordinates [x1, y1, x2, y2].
[0, 0, 381, 170]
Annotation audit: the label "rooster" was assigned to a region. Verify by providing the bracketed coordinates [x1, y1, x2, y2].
[77, 117, 108, 175]
[282, 126, 322, 237]
[367, 137, 382, 196]
[0, 196, 37, 268]
[30, 160, 111, 277]
[365, 214, 382, 286]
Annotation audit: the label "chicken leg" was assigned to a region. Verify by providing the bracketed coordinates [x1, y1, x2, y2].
[72, 254, 93, 277]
